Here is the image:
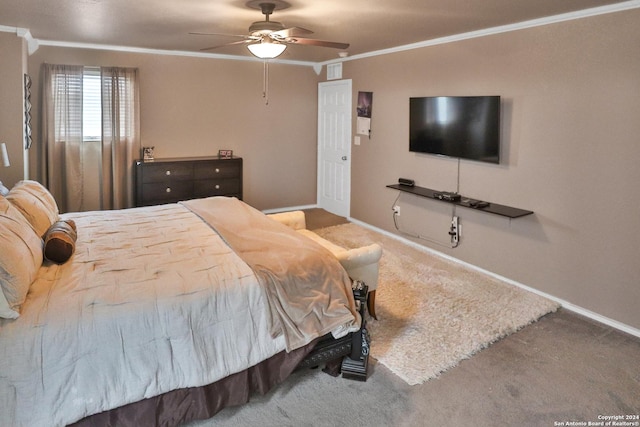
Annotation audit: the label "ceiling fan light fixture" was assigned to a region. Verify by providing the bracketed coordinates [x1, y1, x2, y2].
[247, 40, 286, 58]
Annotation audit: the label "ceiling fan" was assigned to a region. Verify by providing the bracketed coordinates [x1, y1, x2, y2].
[191, 0, 350, 59]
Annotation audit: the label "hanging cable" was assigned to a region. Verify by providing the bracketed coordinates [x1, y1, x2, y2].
[391, 193, 459, 249]
[455, 157, 461, 194]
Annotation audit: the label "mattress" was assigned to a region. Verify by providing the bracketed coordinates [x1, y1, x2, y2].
[0, 200, 356, 427]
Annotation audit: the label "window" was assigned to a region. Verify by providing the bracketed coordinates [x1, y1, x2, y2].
[82, 67, 102, 142]
[43, 63, 139, 211]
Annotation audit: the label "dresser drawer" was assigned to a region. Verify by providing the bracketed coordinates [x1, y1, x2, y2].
[135, 157, 242, 207]
[194, 178, 241, 198]
[141, 162, 193, 183]
[140, 181, 193, 204]
[194, 160, 241, 179]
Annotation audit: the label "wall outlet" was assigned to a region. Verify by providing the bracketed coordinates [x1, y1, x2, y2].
[392, 205, 400, 215]
[450, 216, 459, 245]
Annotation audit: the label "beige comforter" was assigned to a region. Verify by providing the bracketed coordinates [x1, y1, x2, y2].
[0, 198, 358, 427]
[182, 197, 360, 350]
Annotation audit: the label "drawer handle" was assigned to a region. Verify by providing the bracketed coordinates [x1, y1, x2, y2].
[166, 187, 171, 193]
[165, 170, 171, 176]
[215, 168, 220, 173]
[215, 184, 220, 190]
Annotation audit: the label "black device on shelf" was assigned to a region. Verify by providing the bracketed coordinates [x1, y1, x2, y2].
[433, 191, 461, 202]
[386, 184, 533, 218]
[466, 200, 490, 208]
[398, 177, 415, 187]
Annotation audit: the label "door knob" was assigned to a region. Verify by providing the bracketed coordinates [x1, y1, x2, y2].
[342, 156, 348, 160]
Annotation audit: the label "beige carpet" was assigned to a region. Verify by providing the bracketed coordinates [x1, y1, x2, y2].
[314, 223, 560, 386]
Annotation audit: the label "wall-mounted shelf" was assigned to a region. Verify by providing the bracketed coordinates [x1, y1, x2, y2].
[386, 184, 533, 219]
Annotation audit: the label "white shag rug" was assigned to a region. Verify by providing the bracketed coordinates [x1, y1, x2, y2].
[314, 223, 559, 386]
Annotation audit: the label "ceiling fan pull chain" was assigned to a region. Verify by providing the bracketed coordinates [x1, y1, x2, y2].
[263, 60, 269, 105]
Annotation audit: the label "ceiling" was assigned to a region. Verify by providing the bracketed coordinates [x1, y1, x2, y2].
[0, 0, 636, 63]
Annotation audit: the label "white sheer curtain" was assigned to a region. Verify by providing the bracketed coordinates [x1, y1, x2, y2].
[41, 64, 139, 212]
[101, 67, 140, 210]
[41, 64, 84, 213]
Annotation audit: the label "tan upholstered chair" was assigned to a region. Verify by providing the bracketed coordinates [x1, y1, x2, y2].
[268, 211, 383, 319]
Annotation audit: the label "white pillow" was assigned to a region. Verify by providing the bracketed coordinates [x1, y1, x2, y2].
[6, 180, 59, 236]
[0, 196, 44, 319]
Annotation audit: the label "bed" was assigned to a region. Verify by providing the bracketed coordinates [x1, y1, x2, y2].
[0, 181, 361, 427]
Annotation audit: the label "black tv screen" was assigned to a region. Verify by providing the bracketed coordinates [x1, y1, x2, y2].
[409, 96, 501, 164]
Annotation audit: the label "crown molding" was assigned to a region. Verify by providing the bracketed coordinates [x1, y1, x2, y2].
[0, 25, 39, 54]
[319, 0, 640, 67]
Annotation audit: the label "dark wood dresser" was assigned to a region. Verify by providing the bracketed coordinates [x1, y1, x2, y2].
[134, 157, 242, 207]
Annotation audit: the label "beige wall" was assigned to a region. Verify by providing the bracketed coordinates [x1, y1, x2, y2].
[0, 31, 27, 188]
[26, 47, 321, 210]
[344, 10, 640, 329]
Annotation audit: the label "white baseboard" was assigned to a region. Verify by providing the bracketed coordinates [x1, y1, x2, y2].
[348, 217, 640, 339]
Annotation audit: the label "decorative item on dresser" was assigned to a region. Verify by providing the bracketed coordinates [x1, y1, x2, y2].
[134, 156, 243, 207]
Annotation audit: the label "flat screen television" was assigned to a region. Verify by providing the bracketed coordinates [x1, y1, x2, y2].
[409, 96, 501, 164]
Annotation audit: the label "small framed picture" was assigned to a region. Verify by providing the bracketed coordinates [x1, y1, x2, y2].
[142, 146, 155, 161]
[218, 149, 233, 159]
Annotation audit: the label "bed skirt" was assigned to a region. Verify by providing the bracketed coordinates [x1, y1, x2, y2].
[70, 340, 317, 427]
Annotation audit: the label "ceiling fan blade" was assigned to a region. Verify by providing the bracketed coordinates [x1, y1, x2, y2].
[271, 26, 313, 38]
[189, 31, 252, 39]
[285, 37, 350, 50]
[200, 39, 253, 51]
[191, 4, 348, 56]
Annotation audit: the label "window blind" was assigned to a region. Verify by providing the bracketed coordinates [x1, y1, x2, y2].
[82, 67, 101, 142]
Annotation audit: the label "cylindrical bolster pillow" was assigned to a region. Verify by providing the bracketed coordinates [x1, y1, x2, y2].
[43, 219, 77, 264]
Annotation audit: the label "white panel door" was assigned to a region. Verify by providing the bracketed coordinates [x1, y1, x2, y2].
[317, 79, 352, 217]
